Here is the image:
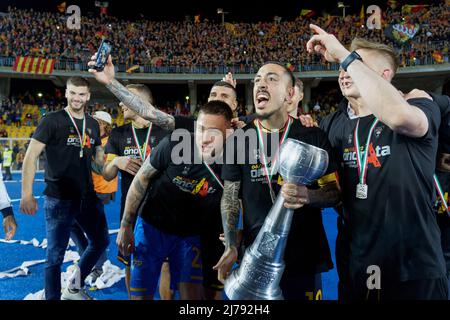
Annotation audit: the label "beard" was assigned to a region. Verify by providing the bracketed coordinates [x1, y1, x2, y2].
[255, 107, 280, 120]
[69, 101, 86, 111]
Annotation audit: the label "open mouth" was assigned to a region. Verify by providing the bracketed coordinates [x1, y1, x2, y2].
[256, 92, 270, 108]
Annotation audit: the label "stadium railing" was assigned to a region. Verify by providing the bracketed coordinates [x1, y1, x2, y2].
[1, 46, 448, 74]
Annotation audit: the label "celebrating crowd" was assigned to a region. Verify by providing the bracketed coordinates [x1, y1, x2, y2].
[0, 2, 448, 73]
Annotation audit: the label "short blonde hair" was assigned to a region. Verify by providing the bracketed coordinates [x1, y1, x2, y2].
[126, 84, 154, 104]
[350, 38, 399, 75]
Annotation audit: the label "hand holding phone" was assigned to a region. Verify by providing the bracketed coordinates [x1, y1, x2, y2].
[93, 39, 112, 71]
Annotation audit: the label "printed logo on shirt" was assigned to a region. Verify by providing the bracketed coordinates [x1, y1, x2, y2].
[343, 143, 391, 168]
[249, 162, 281, 185]
[126, 137, 132, 145]
[66, 134, 95, 148]
[123, 145, 145, 158]
[172, 176, 217, 197]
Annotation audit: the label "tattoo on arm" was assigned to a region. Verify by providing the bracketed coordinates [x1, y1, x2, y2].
[122, 157, 158, 226]
[308, 182, 341, 208]
[106, 79, 175, 131]
[221, 180, 241, 249]
[92, 145, 105, 174]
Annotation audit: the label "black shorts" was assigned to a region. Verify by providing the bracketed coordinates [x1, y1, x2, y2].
[436, 170, 450, 273]
[335, 215, 352, 301]
[97, 192, 116, 205]
[279, 273, 323, 300]
[351, 277, 449, 300]
[200, 231, 224, 291]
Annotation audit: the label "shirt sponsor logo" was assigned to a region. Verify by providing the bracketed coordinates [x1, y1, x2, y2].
[172, 176, 217, 197]
[66, 134, 95, 148]
[343, 143, 391, 168]
[123, 146, 142, 157]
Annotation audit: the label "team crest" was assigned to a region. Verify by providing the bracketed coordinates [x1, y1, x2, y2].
[127, 137, 132, 144]
[374, 126, 384, 138]
[347, 134, 353, 144]
[182, 165, 190, 175]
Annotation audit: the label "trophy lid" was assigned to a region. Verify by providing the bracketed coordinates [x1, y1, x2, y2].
[278, 138, 329, 185]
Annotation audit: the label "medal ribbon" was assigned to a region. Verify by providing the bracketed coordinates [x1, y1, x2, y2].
[256, 116, 293, 203]
[434, 174, 449, 215]
[203, 163, 224, 189]
[131, 123, 152, 161]
[354, 118, 379, 186]
[65, 108, 86, 152]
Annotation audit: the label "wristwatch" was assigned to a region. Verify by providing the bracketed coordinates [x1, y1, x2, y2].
[340, 51, 363, 72]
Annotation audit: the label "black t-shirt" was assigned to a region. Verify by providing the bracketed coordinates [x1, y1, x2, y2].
[238, 113, 258, 124]
[32, 109, 101, 199]
[429, 93, 450, 154]
[105, 123, 168, 213]
[174, 115, 195, 132]
[139, 133, 223, 237]
[327, 98, 446, 286]
[221, 117, 338, 275]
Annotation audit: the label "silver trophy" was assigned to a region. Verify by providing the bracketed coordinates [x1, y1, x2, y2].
[224, 138, 329, 300]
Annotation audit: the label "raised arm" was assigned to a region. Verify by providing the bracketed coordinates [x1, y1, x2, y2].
[306, 24, 430, 138]
[88, 55, 175, 131]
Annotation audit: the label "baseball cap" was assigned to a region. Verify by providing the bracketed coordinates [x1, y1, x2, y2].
[93, 111, 112, 125]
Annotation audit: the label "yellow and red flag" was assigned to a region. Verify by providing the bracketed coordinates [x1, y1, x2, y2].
[57, 2, 66, 13]
[300, 9, 315, 18]
[402, 4, 428, 14]
[13, 57, 55, 75]
[432, 51, 444, 64]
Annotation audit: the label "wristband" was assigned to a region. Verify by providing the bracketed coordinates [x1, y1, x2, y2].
[340, 51, 363, 72]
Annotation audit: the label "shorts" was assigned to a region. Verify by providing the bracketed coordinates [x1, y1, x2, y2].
[279, 273, 323, 300]
[130, 217, 202, 297]
[351, 277, 449, 300]
[200, 232, 225, 291]
[96, 192, 115, 205]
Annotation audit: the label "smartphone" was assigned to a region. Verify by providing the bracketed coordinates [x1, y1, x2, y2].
[93, 39, 112, 71]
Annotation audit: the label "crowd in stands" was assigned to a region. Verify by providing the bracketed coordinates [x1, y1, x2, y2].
[0, 2, 448, 73]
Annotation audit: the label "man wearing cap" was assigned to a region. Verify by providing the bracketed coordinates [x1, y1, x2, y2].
[91, 110, 118, 204]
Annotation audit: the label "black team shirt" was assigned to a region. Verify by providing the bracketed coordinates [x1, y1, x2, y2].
[32, 109, 101, 200]
[139, 133, 223, 237]
[327, 98, 446, 287]
[105, 123, 168, 215]
[222, 117, 338, 275]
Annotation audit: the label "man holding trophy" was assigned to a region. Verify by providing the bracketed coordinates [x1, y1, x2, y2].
[215, 62, 341, 300]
